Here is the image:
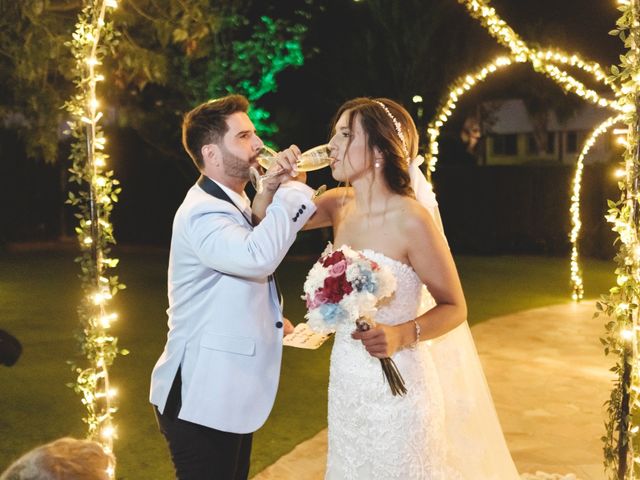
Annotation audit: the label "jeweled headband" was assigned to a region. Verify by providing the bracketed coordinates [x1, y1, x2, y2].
[372, 99, 409, 159]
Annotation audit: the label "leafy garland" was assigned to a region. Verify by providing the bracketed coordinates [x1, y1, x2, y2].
[62, 0, 125, 470]
[598, 0, 640, 476]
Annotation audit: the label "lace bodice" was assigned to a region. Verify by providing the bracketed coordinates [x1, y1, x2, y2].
[326, 248, 458, 480]
[362, 249, 434, 325]
[331, 249, 435, 336]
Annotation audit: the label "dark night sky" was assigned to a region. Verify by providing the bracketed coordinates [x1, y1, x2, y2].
[1, 0, 628, 244]
[490, 0, 621, 64]
[262, 0, 624, 149]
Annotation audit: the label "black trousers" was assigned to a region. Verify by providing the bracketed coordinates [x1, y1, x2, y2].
[154, 368, 253, 480]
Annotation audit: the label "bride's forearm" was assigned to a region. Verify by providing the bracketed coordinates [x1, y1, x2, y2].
[407, 303, 467, 345]
[251, 189, 276, 225]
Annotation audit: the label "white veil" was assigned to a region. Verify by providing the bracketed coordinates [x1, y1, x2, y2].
[409, 156, 520, 479]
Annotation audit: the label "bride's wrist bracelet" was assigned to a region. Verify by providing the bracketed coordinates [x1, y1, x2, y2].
[410, 319, 421, 349]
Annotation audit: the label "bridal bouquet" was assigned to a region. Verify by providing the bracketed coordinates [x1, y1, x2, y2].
[303, 244, 407, 396]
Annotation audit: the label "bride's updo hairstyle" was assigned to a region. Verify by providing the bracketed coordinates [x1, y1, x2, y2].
[331, 97, 418, 197]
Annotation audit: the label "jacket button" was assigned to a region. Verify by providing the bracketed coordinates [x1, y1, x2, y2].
[275, 321, 283, 329]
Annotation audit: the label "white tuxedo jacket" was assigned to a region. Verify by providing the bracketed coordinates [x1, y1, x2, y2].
[150, 179, 316, 434]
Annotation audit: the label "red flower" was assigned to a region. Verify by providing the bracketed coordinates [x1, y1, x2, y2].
[322, 250, 347, 267]
[322, 273, 353, 303]
[305, 293, 319, 309]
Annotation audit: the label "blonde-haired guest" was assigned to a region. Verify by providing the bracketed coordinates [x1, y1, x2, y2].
[0, 437, 113, 480]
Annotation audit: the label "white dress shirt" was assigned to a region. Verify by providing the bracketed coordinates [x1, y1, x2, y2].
[213, 178, 252, 220]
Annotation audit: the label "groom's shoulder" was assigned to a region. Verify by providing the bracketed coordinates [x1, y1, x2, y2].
[176, 184, 235, 217]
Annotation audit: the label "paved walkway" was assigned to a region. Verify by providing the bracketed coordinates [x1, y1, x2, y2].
[253, 301, 612, 480]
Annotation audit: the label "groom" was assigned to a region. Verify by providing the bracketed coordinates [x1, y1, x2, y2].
[150, 94, 316, 479]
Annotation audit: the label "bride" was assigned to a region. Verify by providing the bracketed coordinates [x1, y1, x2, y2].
[301, 97, 520, 479]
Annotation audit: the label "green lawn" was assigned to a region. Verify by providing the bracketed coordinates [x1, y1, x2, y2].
[0, 248, 614, 478]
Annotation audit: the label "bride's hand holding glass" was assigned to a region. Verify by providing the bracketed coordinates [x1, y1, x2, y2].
[252, 145, 302, 194]
[250, 144, 331, 194]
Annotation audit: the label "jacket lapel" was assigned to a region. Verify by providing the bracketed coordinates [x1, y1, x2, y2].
[197, 175, 283, 308]
[197, 175, 252, 226]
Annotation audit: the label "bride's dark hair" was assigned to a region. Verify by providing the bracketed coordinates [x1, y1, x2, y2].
[330, 97, 418, 197]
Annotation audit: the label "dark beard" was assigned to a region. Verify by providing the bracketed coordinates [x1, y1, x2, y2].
[220, 146, 257, 181]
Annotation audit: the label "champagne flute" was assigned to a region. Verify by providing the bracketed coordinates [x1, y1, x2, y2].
[249, 144, 331, 195]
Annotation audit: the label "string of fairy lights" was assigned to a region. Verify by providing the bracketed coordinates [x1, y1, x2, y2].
[426, 55, 516, 175]
[63, 0, 123, 476]
[53, 0, 640, 475]
[448, 0, 640, 475]
[457, 0, 621, 109]
[425, 48, 623, 174]
[569, 115, 624, 301]
[427, 0, 630, 301]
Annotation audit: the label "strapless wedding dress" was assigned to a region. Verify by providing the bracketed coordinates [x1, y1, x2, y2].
[325, 248, 520, 479]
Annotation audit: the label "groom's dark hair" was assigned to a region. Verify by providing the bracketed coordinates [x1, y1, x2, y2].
[182, 94, 250, 170]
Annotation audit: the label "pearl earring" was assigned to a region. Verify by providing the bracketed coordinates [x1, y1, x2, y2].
[374, 161, 380, 168]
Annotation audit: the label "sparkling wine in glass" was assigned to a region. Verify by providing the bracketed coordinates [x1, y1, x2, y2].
[249, 144, 331, 195]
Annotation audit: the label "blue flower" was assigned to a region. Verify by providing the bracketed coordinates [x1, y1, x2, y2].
[319, 303, 347, 325]
[355, 267, 376, 293]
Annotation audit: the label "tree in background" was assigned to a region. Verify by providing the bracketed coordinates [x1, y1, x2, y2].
[0, 0, 313, 164]
[264, 0, 619, 154]
[260, 0, 500, 151]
